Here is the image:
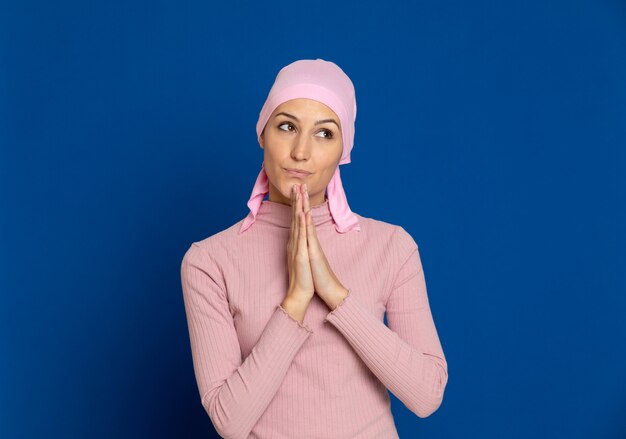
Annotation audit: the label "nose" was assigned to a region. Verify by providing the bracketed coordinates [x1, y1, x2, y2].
[290, 132, 311, 161]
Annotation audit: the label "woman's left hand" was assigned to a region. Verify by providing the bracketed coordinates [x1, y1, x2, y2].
[300, 184, 349, 310]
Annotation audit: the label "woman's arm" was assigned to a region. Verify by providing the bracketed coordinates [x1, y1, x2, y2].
[180, 242, 313, 439]
[324, 227, 448, 418]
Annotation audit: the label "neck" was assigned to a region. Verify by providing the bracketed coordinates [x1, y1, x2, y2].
[255, 197, 334, 229]
[267, 181, 327, 207]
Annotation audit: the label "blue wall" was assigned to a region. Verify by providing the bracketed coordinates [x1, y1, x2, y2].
[1, 1, 625, 437]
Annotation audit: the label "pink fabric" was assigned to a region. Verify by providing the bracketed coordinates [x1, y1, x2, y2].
[239, 58, 361, 235]
[181, 202, 449, 438]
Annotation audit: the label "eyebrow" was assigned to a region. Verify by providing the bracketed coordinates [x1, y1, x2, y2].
[274, 112, 340, 129]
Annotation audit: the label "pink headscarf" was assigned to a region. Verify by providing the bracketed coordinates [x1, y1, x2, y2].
[238, 58, 361, 234]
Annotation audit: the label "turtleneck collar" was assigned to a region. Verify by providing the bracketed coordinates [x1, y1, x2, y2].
[254, 198, 335, 229]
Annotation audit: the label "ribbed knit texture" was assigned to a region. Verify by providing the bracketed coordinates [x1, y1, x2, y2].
[180, 198, 448, 439]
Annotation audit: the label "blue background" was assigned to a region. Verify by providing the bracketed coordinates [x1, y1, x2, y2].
[1, 0, 625, 438]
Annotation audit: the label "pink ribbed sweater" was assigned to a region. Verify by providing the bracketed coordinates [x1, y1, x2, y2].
[180, 198, 448, 439]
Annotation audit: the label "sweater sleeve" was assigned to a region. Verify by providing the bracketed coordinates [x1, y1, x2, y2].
[323, 227, 448, 418]
[180, 242, 313, 439]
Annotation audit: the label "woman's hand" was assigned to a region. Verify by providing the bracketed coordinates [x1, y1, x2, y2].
[300, 184, 349, 310]
[286, 183, 315, 303]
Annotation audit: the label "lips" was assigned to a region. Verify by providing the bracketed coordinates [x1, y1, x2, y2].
[284, 168, 312, 177]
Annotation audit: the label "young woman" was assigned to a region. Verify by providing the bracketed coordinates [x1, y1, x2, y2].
[180, 58, 448, 439]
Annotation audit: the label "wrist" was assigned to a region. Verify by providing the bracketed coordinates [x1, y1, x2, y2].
[281, 295, 311, 324]
[328, 287, 349, 311]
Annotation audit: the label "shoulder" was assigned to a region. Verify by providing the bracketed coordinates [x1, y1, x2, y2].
[353, 212, 418, 253]
[182, 219, 245, 266]
[191, 219, 245, 251]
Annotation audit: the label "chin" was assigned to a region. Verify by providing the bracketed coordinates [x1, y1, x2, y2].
[280, 180, 298, 200]
[277, 181, 292, 200]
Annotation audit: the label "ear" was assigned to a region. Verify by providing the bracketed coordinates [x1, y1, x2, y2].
[258, 133, 264, 150]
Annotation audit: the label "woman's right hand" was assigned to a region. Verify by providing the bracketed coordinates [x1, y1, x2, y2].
[286, 183, 315, 303]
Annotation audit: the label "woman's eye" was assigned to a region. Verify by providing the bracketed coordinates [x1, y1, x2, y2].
[278, 122, 332, 139]
[316, 129, 333, 139]
[278, 122, 295, 132]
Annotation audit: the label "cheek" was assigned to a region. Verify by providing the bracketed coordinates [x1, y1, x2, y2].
[263, 145, 281, 169]
[263, 152, 292, 193]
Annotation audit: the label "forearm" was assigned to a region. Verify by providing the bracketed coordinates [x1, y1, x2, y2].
[320, 286, 350, 311]
[281, 294, 312, 324]
[324, 290, 447, 418]
[200, 304, 313, 438]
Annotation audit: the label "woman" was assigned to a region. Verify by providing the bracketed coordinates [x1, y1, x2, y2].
[180, 58, 448, 439]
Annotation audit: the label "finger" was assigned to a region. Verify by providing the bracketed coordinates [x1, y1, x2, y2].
[289, 184, 296, 252]
[306, 208, 319, 255]
[298, 186, 307, 253]
[303, 191, 310, 233]
[302, 184, 314, 241]
[290, 184, 297, 240]
[299, 210, 307, 255]
[302, 183, 310, 218]
[295, 184, 301, 250]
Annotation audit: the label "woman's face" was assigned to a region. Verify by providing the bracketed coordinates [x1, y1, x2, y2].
[259, 98, 343, 207]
